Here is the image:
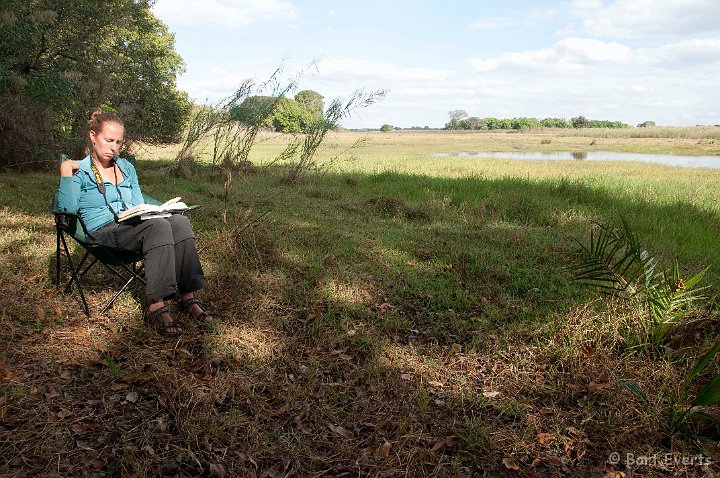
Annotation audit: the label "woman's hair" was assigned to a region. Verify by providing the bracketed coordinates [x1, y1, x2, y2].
[87, 108, 123, 134]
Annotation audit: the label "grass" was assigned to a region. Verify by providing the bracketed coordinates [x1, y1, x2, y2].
[1, 129, 720, 476]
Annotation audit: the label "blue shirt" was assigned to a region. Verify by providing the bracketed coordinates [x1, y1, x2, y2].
[57, 156, 144, 231]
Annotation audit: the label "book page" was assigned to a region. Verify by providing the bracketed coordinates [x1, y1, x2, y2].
[117, 197, 189, 222]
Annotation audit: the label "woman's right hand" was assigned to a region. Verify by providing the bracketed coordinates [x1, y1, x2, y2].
[59, 160, 80, 177]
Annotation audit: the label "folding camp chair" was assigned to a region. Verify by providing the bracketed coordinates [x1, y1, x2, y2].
[52, 155, 163, 316]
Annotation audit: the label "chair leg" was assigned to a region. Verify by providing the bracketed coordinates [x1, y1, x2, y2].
[101, 275, 137, 314]
[97, 260, 146, 313]
[65, 252, 93, 293]
[55, 227, 61, 286]
[59, 231, 90, 317]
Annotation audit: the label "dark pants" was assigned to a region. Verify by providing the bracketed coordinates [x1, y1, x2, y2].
[91, 215, 205, 302]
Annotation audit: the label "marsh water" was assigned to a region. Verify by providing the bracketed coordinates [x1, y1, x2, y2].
[433, 151, 720, 169]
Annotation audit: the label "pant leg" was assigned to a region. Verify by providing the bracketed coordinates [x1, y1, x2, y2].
[91, 219, 178, 302]
[165, 215, 205, 294]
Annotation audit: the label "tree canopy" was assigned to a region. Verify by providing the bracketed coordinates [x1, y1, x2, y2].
[0, 0, 190, 169]
[231, 90, 327, 134]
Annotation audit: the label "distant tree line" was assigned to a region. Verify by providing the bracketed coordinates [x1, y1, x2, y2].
[444, 110, 629, 130]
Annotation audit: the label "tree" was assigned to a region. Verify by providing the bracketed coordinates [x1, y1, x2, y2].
[380, 124, 394, 132]
[0, 0, 190, 169]
[444, 109, 468, 130]
[571, 116, 589, 128]
[272, 98, 312, 133]
[294, 90, 324, 117]
[448, 109, 468, 122]
[230, 95, 277, 128]
[541, 117, 572, 128]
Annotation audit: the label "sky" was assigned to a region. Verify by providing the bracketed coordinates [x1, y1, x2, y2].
[151, 0, 720, 129]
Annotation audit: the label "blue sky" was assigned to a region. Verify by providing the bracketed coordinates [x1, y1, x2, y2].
[152, 0, 720, 128]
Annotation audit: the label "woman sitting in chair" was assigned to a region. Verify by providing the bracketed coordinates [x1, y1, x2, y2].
[57, 109, 214, 335]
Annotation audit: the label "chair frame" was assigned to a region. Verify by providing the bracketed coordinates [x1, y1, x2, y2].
[53, 205, 147, 316]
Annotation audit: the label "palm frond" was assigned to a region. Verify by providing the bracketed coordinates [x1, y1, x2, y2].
[568, 217, 656, 297]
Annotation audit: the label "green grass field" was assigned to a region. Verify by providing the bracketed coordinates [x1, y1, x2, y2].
[2, 129, 720, 476]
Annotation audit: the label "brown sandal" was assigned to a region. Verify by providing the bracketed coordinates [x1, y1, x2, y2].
[178, 297, 217, 327]
[143, 306, 183, 336]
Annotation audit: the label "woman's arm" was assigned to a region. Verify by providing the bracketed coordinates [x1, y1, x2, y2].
[57, 160, 82, 213]
[125, 161, 145, 206]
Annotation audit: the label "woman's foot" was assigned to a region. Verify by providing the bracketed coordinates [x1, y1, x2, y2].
[144, 304, 183, 335]
[178, 295, 217, 327]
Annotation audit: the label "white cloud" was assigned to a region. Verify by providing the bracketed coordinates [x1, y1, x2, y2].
[469, 37, 632, 72]
[640, 38, 720, 66]
[152, 0, 297, 28]
[571, 0, 720, 38]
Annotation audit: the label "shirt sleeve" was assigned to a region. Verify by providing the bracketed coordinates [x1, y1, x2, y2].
[126, 162, 145, 206]
[57, 174, 81, 213]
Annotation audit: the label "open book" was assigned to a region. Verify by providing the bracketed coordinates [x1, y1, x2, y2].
[117, 197, 190, 222]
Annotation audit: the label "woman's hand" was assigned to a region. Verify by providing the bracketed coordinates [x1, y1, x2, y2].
[59, 160, 80, 177]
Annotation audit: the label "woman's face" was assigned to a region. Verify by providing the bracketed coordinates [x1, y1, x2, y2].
[90, 121, 124, 162]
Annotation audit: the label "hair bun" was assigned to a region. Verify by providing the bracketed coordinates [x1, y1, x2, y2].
[88, 107, 103, 122]
[87, 108, 123, 133]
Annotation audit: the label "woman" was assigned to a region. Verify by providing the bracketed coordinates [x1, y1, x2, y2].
[57, 110, 214, 335]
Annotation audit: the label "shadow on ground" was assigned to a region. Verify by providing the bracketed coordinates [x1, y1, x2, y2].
[1, 164, 719, 477]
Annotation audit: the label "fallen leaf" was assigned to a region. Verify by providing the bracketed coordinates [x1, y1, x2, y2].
[428, 380, 444, 388]
[297, 421, 312, 434]
[448, 343, 462, 355]
[537, 432, 556, 444]
[400, 373, 413, 381]
[483, 390, 500, 399]
[531, 458, 542, 467]
[454, 451, 475, 461]
[76, 439, 95, 450]
[125, 391, 139, 403]
[588, 382, 613, 393]
[374, 441, 391, 460]
[566, 426, 585, 437]
[378, 302, 394, 315]
[430, 436, 459, 453]
[0, 363, 14, 383]
[209, 463, 226, 478]
[430, 441, 444, 453]
[45, 384, 59, 399]
[57, 409, 73, 419]
[547, 456, 563, 467]
[502, 457, 519, 470]
[70, 422, 100, 433]
[110, 382, 129, 391]
[581, 343, 595, 359]
[260, 456, 291, 478]
[329, 424, 353, 438]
